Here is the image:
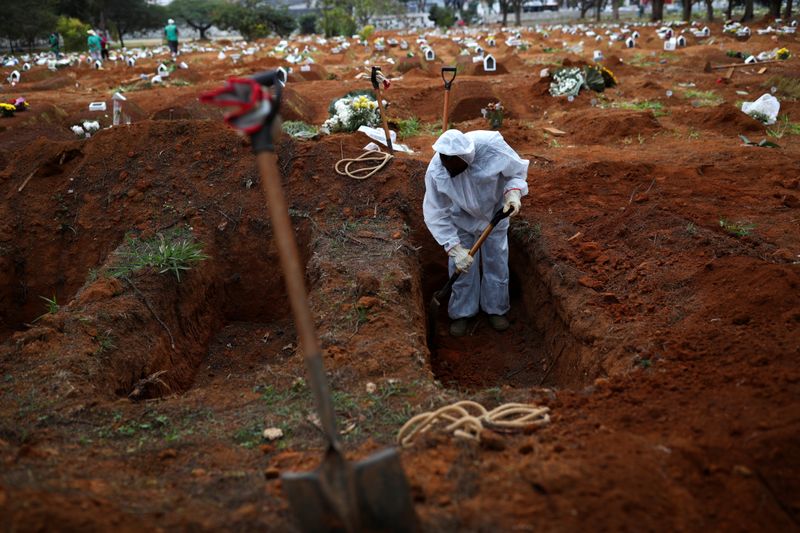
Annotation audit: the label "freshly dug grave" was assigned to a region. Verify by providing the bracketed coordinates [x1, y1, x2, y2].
[1, 20, 800, 532]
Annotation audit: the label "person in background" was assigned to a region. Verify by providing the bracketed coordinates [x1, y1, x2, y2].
[49, 32, 60, 58]
[100, 32, 109, 61]
[164, 19, 179, 58]
[87, 29, 102, 63]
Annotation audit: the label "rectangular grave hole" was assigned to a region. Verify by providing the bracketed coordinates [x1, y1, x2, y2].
[415, 224, 588, 390]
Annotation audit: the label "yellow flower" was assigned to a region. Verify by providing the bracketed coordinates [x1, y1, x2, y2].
[776, 48, 790, 60]
[0, 103, 15, 110]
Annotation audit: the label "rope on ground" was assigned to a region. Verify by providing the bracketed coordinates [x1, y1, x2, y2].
[397, 400, 550, 448]
[335, 150, 393, 180]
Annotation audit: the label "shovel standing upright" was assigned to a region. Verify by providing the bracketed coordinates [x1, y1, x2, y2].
[201, 71, 418, 532]
[441, 66, 457, 131]
[427, 208, 511, 347]
[371, 66, 394, 154]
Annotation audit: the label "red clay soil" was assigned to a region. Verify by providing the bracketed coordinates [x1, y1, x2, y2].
[1, 20, 799, 532]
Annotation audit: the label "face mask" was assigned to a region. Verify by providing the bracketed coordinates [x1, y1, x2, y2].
[440, 153, 468, 178]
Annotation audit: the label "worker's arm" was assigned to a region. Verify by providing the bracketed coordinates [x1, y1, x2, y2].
[491, 139, 530, 197]
[423, 164, 460, 252]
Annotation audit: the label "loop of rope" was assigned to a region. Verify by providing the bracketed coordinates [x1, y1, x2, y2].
[397, 400, 550, 448]
[334, 150, 393, 180]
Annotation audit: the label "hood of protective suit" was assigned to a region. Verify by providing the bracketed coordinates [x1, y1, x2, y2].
[432, 129, 476, 165]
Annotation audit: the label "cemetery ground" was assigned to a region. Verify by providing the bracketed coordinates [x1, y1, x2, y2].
[0, 23, 799, 531]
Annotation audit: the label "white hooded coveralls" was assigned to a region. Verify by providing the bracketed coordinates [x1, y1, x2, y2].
[423, 130, 529, 319]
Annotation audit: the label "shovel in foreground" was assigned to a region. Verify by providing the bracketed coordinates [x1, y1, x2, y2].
[202, 70, 418, 532]
[427, 208, 511, 348]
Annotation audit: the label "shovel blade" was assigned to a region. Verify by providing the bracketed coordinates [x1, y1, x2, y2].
[353, 447, 419, 532]
[282, 447, 418, 533]
[282, 470, 349, 532]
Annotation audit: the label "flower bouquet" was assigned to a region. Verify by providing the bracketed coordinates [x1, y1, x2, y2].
[481, 101, 504, 129]
[0, 102, 15, 117]
[549, 67, 584, 97]
[321, 92, 380, 133]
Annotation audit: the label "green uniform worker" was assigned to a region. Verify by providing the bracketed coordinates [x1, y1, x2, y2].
[87, 29, 102, 62]
[49, 33, 60, 57]
[165, 19, 179, 57]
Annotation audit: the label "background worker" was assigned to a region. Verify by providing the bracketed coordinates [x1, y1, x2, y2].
[48, 32, 60, 58]
[423, 129, 529, 337]
[100, 31, 109, 60]
[87, 29, 102, 63]
[165, 19, 179, 58]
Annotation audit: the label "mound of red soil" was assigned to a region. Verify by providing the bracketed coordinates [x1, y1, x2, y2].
[559, 108, 661, 143]
[676, 105, 765, 135]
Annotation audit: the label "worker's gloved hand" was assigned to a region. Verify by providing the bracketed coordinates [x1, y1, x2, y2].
[448, 244, 474, 272]
[503, 189, 522, 217]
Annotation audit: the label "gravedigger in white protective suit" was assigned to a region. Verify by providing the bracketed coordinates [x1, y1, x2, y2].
[423, 129, 529, 337]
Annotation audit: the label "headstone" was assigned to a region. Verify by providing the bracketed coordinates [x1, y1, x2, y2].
[8, 70, 20, 84]
[127, 57, 136, 67]
[424, 48, 435, 61]
[277, 66, 288, 86]
[483, 54, 496, 72]
[487, 38, 496, 47]
[625, 37, 635, 48]
[677, 35, 686, 47]
[664, 38, 676, 51]
[22, 63, 31, 71]
[93, 59, 102, 69]
[593, 50, 604, 62]
[89, 101, 107, 111]
[632, 31, 640, 39]
[112, 92, 127, 126]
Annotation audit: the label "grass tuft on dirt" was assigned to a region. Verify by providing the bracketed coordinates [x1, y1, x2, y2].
[109, 228, 209, 281]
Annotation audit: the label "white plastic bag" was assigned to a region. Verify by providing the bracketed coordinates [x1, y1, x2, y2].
[741, 93, 780, 125]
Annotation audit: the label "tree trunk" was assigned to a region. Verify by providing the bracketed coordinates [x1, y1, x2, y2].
[200, 24, 211, 40]
[726, 0, 732, 19]
[502, 7, 508, 24]
[651, 0, 664, 20]
[786, 0, 793, 18]
[705, 0, 713, 20]
[613, 0, 620, 19]
[515, 0, 522, 24]
[595, 0, 602, 21]
[580, 0, 591, 18]
[769, 0, 781, 17]
[117, 28, 126, 48]
[683, 0, 692, 21]
[742, 0, 753, 20]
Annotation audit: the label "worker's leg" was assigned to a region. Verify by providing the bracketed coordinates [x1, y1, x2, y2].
[479, 220, 510, 316]
[448, 230, 481, 320]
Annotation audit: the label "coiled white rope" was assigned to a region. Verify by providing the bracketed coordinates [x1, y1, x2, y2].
[334, 150, 393, 180]
[397, 400, 550, 448]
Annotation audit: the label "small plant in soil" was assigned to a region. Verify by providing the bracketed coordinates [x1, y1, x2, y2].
[110, 229, 208, 282]
[396, 117, 420, 139]
[510, 219, 541, 243]
[32, 295, 59, 322]
[719, 219, 756, 237]
[94, 330, 116, 355]
[764, 76, 800, 100]
[685, 222, 697, 236]
[683, 89, 725, 107]
[767, 116, 800, 139]
[688, 129, 701, 140]
[282, 120, 318, 139]
[747, 110, 773, 124]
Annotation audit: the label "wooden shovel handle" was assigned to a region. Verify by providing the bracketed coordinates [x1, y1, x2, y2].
[374, 86, 394, 153]
[256, 152, 341, 448]
[442, 89, 450, 132]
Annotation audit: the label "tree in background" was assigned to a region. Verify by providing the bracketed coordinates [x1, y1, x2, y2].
[170, 0, 224, 40]
[55, 16, 91, 51]
[651, 0, 664, 20]
[742, 0, 753, 20]
[107, 0, 165, 47]
[0, 0, 58, 52]
[216, 0, 296, 39]
[428, 4, 457, 26]
[298, 13, 318, 34]
[319, 0, 357, 37]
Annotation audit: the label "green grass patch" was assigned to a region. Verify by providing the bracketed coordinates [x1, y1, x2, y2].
[396, 117, 420, 139]
[764, 76, 800, 100]
[109, 228, 208, 282]
[282, 120, 318, 139]
[683, 89, 724, 107]
[604, 99, 667, 117]
[719, 219, 756, 237]
[767, 115, 800, 138]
